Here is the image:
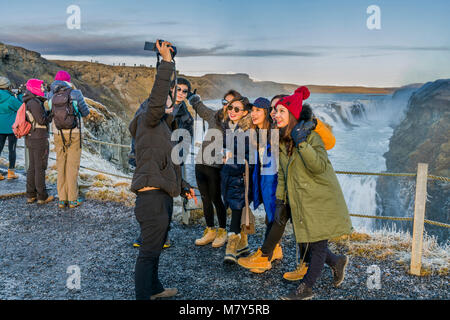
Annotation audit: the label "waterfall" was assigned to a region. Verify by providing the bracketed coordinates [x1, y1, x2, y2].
[187, 92, 413, 231]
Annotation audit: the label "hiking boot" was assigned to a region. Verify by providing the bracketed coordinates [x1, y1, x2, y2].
[7, 169, 18, 180]
[195, 227, 217, 246]
[0, 173, 4, 181]
[271, 243, 283, 262]
[163, 238, 171, 249]
[150, 288, 178, 300]
[238, 248, 262, 267]
[133, 237, 142, 248]
[224, 233, 240, 264]
[283, 263, 309, 281]
[280, 282, 314, 300]
[238, 248, 272, 273]
[37, 195, 55, 205]
[27, 197, 37, 204]
[331, 255, 349, 287]
[212, 227, 227, 248]
[58, 200, 68, 209]
[69, 198, 84, 208]
[237, 231, 250, 257]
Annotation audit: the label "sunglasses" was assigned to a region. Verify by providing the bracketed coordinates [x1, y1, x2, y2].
[227, 105, 244, 113]
[177, 88, 188, 94]
[222, 99, 230, 106]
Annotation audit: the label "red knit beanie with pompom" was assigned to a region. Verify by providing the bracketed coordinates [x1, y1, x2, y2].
[275, 86, 310, 120]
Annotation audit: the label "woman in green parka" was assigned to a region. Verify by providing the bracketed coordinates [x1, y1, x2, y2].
[274, 86, 352, 300]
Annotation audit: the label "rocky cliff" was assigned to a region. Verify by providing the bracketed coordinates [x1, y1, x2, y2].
[1, 42, 395, 121]
[376, 79, 450, 242]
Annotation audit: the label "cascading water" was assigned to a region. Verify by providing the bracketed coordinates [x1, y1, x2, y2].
[188, 92, 413, 232]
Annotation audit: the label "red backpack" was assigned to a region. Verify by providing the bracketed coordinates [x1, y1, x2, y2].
[12, 103, 32, 138]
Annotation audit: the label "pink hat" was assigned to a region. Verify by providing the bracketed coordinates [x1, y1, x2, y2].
[26, 79, 44, 97]
[55, 70, 71, 82]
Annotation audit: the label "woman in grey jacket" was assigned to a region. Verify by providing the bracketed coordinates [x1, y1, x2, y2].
[188, 90, 242, 248]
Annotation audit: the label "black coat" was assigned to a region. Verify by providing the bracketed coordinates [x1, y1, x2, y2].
[220, 113, 254, 211]
[129, 61, 188, 197]
[23, 90, 51, 140]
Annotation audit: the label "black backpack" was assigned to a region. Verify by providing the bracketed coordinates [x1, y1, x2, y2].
[50, 87, 81, 148]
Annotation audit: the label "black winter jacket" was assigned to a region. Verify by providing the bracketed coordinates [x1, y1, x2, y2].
[23, 90, 51, 140]
[129, 61, 188, 197]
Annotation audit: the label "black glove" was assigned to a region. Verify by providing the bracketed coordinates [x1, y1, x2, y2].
[187, 88, 197, 99]
[180, 181, 193, 199]
[274, 199, 286, 226]
[188, 93, 201, 106]
[291, 120, 316, 146]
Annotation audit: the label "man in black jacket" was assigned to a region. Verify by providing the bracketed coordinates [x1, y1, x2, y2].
[129, 40, 194, 300]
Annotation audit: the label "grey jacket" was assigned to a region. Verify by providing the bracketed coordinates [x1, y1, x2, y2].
[190, 99, 225, 168]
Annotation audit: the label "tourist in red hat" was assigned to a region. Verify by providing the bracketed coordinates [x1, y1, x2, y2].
[274, 86, 352, 300]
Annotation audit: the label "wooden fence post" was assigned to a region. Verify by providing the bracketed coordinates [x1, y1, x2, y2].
[410, 163, 428, 276]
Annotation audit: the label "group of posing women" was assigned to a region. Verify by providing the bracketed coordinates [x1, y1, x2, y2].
[188, 83, 353, 300]
[131, 41, 353, 301]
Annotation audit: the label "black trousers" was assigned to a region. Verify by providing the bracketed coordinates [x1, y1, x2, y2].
[0, 133, 18, 169]
[25, 138, 49, 201]
[134, 189, 173, 300]
[195, 164, 227, 229]
[302, 240, 339, 288]
[261, 205, 311, 264]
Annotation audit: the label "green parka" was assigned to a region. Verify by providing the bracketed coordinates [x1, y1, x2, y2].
[276, 131, 352, 243]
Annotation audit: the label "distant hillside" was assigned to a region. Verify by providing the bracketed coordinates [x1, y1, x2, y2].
[1, 42, 396, 121]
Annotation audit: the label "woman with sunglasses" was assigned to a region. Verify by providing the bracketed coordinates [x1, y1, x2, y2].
[187, 90, 242, 249]
[220, 96, 254, 264]
[236, 97, 284, 272]
[239, 93, 338, 278]
[274, 87, 351, 300]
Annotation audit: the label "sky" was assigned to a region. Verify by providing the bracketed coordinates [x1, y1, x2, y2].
[0, 0, 449, 87]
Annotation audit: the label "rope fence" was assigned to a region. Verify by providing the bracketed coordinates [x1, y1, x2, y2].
[2, 136, 449, 275]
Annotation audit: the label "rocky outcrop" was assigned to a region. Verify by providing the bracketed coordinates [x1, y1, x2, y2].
[376, 79, 450, 242]
[1, 42, 396, 122]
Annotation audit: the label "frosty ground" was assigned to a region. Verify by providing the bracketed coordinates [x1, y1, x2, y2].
[0, 195, 448, 300]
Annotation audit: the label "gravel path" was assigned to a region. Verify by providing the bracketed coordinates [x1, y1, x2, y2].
[0, 196, 448, 300]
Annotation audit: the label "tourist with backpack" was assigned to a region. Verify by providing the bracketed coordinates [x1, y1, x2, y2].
[47, 70, 90, 209]
[272, 87, 352, 300]
[0, 76, 22, 180]
[22, 79, 54, 204]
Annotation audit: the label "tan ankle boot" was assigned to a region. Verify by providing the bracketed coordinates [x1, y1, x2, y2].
[7, 169, 18, 180]
[283, 263, 309, 281]
[237, 231, 249, 256]
[0, 173, 4, 181]
[224, 233, 241, 264]
[212, 228, 227, 248]
[195, 227, 217, 246]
